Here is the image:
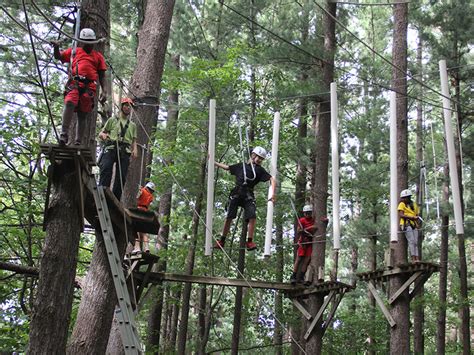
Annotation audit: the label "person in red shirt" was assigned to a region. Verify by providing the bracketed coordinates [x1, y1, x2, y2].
[132, 182, 156, 254]
[52, 28, 107, 145]
[290, 205, 329, 285]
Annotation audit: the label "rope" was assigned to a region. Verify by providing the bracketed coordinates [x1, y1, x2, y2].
[20, 0, 59, 141]
[311, 0, 472, 113]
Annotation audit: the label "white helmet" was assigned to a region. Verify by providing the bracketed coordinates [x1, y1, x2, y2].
[252, 146, 267, 158]
[79, 28, 96, 40]
[400, 189, 412, 198]
[145, 182, 155, 191]
[303, 205, 313, 213]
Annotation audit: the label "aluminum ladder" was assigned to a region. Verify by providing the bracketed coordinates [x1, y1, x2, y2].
[89, 177, 142, 354]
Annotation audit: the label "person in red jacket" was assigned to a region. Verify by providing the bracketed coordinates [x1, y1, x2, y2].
[52, 28, 107, 145]
[132, 182, 155, 254]
[290, 205, 329, 285]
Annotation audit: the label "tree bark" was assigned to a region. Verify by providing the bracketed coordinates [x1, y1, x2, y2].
[27, 162, 82, 354]
[436, 163, 450, 355]
[390, 3, 410, 354]
[413, 34, 424, 354]
[305, 1, 336, 354]
[274, 186, 284, 355]
[176, 154, 207, 354]
[122, 0, 176, 206]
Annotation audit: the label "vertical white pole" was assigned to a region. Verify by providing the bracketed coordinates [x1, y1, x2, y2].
[439, 60, 464, 234]
[264, 111, 280, 257]
[330, 83, 340, 250]
[205, 99, 216, 256]
[390, 91, 399, 243]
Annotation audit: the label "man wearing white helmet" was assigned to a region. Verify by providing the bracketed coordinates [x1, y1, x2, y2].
[132, 181, 156, 254]
[51, 28, 107, 146]
[398, 189, 422, 263]
[213, 146, 276, 251]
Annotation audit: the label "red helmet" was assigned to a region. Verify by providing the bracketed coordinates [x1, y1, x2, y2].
[121, 97, 134, 105]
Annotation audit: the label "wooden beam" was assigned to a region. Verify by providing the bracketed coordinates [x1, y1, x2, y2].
[409, 271, 433, 301]
[388, 271, 423, 305]
[304, 290, 336, 340]
[322, 291, 345, 336]
[137, 272, 298, 291]
[291, 299, 312, 320]
[135, 260, 155, 302]
[368, 281, 396, 327]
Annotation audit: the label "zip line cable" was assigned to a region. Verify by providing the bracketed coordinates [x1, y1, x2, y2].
[129, 107, 307, 354]
[20, 0, 59, 141]
[312, 0, 472, 112]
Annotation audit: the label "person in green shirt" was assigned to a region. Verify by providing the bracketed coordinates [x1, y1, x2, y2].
[98, 97, 138, 200]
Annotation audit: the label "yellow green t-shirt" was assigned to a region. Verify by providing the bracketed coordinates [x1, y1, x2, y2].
[398, 201, 420, 227]
[100, 116, 137, 153]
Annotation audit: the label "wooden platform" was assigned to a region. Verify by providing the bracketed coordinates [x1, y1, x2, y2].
[357, 261, 439, 282]
[40, 143, 95, 165]
[127, 208, 160, 234]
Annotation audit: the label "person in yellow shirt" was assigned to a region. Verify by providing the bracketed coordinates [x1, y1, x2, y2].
[398, 189, 422, 263]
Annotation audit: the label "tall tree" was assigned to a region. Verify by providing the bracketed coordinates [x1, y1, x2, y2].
[27, 0, 109, 351]
[306, 1, 336, 353]
[390, 2, 410, 354]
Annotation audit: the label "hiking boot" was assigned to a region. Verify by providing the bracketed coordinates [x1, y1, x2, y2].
[297, 272, 305, 284]
[246, 241, 257, 251]
[290, 272, 298, 285]
[214, 239, 225, 250]
[59, 133, 68, 146]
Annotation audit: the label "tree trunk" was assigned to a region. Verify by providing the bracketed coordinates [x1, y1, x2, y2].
[274, 186, 284, 355]
[436, 163, 450, 355]
[122, 0, 176, 206]
[147, 54, 180, 352]
[305, 1, 336, 354]
[27, 0, 111, 351]
[27, 162, 82, 354]
[452, 67, 470, 355]
[413, 34, 424, 354]
[231, 221, 248, 355]
[390, 3, 410, 354]
[176, 154, 207, 354]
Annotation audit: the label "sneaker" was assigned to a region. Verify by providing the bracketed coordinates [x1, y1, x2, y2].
[131, 248, 141, 255]
[290, 272, 297, 285]
[213, 239, 225, 250]
[245, 241, 257, 251]
[74, 139, 82, 146]
[297, 272, 305, 284]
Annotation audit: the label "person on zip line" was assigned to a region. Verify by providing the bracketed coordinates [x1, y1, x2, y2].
[51, 28, 107, 146]
[98, 97, 138, 200]
[214, 146, 276, 251]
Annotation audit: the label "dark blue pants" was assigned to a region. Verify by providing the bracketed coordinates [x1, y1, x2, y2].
[99, 148, 130, 201]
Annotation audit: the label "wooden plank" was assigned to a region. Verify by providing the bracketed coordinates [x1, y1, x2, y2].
[304, 290, 336, 340]
[357, 262, 440, 282]
[291, 299, 312, 320]
[388, 271, 423, 304]
[141, 272, 297, 291]
[368, 281, 396, 327]
[409, 271, 433, 301]
[322, 291, 345, 336]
